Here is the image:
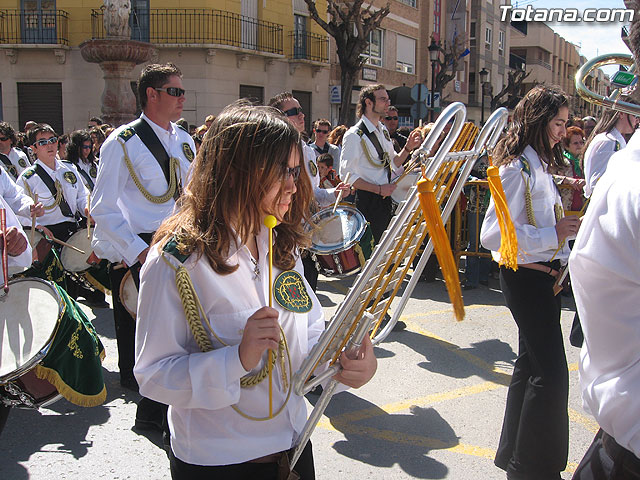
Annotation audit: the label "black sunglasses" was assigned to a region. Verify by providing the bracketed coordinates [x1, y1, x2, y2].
[315, 129, 329, 134]
[282, 106, 303, 117]
[284, 165, 301, 182]
[155, 87, 186, 97]
[0, 136, 9, 141]
[33, 137, 58, 147]
[385, 116, 398, 121]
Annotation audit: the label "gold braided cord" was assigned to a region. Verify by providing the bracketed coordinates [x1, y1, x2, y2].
[359, 137, 391, 173]
[522, 171, 537, 227]
[23, 178, 63, 211]
[486, 166, 518, 270]
[118, 140, 180, 204]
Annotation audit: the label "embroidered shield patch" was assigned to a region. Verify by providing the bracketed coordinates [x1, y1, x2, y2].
[383, 129, 391, 142]
[308, 160, 317, 177]
[119, 127, 135, 142]
[63, 171, 77, 185]
[8, 165, 18, 178]
[182, 143, 194, 162]
[90, 165, 97, 178]
[273, 270, 312, 313]
[18, 157, 27, 168]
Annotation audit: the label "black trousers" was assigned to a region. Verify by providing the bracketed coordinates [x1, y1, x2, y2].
[301, 254, 318, 292]
[573, 430, 640, 479]
[355, 190, 392, 245]
[169, 441, 315, 480]
[495, 263, 569, 479]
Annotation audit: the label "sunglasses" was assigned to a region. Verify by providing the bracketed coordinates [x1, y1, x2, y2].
[315, 129, 329, 134]
[385, 116, 398, 121]
[282, 106, 303, 117]
[155, 87, 186, 97]
[33, 137, 58, 147]
[283, 165, 301, 183]
[0, 136, 9, 141]
[82, 144, 93, 149]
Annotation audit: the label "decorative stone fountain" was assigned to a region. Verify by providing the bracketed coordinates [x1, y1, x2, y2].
[80, 0, 156, 126]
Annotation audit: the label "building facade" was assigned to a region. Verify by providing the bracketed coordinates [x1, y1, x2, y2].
[0, 0, 331, 134]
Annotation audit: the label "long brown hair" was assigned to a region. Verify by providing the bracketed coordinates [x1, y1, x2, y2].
[154, 102, 312, 274]
[493, 85, 568, 169]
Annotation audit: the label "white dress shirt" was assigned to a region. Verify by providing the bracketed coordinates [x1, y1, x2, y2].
[16, 158, 88, 227]
[0, 195, 32, 279]
[303, 142, 335, 207]
[481, 145, 570, 265]
[340, 116, 401, 186]
[0, 167, 32, 218]
[90, 113, 194, 265]
[583, 127, 626, 198]
[310, 141, 341, 166]
[570, 129, 640, 457]
[74, 160, 98, 190]
[0, 147, 30, 179]
[134, 225, 326, 465]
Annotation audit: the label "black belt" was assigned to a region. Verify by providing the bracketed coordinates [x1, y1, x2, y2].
[602, 431, 640, 478]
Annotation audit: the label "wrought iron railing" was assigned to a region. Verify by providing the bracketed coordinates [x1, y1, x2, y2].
[91, 8, 283, 55]
[288, 31, 328, 62]
[0, 9, 69, 45]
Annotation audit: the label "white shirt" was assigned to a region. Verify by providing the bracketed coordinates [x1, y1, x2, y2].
[481, 145, 570, 265]
[16, 158, 88, 227]
[303, 143, 335, 207]
[0, 147, 30, 179]
[583, 127, 626, 198]
[74, 160, 98, 190]
[570, 129, 640, 457]
[310, 141, 341, 166]
[340, 116, 401, 186]
[0, 195, 32, 279]
[0, 166, 32, 218]
[134, 226, 326, 465]
[90, 113, 194, 265]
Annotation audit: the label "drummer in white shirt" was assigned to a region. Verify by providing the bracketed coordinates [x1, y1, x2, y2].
[0, 122, 31, 180]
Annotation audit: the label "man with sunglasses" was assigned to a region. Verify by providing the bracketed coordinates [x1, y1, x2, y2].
[91, 63, 194, 436]
[0, 122, 31, 180]
[310, 119, 340, 165]
[382, 106, 407, 153]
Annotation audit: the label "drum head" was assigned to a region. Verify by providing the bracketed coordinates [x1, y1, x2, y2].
[391, 170, 422, 203]
[307, 205, 367, 255]
[0, 278, 61, 381]
[60, 229, 92, 272]
[120, 270, 138, 319]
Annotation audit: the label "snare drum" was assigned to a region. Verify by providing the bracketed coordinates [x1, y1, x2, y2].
[0, 278, 106, 408]
[391, 170, 422, 204]
[60, 228, 93, 273]
[307, 205, 374, 277]
[120, 270, 138, 318]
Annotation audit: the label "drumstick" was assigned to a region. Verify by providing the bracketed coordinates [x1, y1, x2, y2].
[86, 192, 92, 240]
[41, 231, 86, 254]
[264, 214, 277, 418]
[1, 209, 8, 293]
[30, 193, 38, 247]
[331, 172, 350, 215]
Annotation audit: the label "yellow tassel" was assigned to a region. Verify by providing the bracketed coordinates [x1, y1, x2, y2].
[417, 178, 465, 321]
[486, 166, 518, 270]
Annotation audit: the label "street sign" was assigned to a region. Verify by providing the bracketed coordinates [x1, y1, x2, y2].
[410, 102, 429, 119]
[410, 83, 429, 103]
[329, 85, 341, 104]
[427, 92, 441, 108]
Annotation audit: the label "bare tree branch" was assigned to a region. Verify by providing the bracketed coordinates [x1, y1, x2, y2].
[490, 69, 532, 110]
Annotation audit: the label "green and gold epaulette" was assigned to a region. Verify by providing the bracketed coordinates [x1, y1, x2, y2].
[519, 156, 531, 176]
[163, 237, 191, 264]
[118, 127, 136, 142]
[356, 128, 364, 137]
[21, 166, 36, 179]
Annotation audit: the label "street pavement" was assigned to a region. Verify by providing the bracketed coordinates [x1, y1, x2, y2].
[1, 271, 595, 479]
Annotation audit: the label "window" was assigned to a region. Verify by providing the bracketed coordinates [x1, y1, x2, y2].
[470, 22, 476, 47]
[434, 0, 441, 37]
[398, 0, 416, 6]
[362, 29, 384, 67]
[485, 27, 492, 49]
[498, 31, 505, 56]
[21, 0, 57, 44]
[130, 0, 150, 42]
[396, 35, 416, 74]
[0, 84, 3, 122]
[18, 82, 63, 135]
[293, 14, 308, 59]
[239, 85, 264, 105]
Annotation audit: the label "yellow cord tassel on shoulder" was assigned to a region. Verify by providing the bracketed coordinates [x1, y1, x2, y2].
[486, 166, 518, 271]
[417, 178, 465, 322]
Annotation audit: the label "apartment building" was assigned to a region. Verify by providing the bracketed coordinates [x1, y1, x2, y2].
[0, 0, 331, 133]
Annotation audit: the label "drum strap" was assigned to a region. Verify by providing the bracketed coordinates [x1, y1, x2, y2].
[0, 153, 18, 179]
[130, 118, 181, 201]
[355, 120, 391, 182]
[32, 164, 76, 218]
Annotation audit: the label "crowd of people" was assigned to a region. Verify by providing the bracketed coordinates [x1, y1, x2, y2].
[1, 39, 639, 478]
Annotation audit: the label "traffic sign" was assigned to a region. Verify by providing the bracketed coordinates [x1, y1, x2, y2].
[410, 102, 429, 119]
[410, 83, 429, 103]
[427, 92, 441, 108]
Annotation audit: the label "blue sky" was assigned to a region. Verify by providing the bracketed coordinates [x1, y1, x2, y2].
[509, 0, 631, 72]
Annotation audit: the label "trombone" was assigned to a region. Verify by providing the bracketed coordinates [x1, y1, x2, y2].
[288, 103, 509, 470]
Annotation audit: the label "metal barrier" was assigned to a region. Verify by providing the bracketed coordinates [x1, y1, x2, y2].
[90, 8, 283, 55]
[0, 9, 69, 45]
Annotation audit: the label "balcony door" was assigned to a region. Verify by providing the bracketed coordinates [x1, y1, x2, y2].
[241, 0, 258, 50]
[21, 0, 56, 44]
[130, 0, 149, 42]
[293, 14, 307, 59]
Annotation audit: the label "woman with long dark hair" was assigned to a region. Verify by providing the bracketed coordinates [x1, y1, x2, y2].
[66, 130, 98, 191]
[481, 85, 581, 479]
[133, 103, 377, 480]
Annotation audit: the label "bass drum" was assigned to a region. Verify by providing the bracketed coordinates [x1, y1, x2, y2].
[120, 270, 138, 319]
[60, 228, 92, 272]
[306, 205, 374, 277]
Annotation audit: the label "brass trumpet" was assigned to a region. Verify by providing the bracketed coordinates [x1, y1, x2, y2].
[288, 104, 508, 470]
[575, 53, 640, 115]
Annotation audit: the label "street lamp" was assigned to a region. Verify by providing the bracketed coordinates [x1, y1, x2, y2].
[428, 39, 439, 122]
[479, 67, 489, 125]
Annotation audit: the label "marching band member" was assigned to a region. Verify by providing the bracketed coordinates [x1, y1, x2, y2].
[65, 130, 99, 192]
[134, 103, 377, 480]
[90, 63, 194, 431]
[0, 161, 43, 220]
[0, 122, 31, 180]
[481, 85, 581, 480]
[582, 104, 638, 198]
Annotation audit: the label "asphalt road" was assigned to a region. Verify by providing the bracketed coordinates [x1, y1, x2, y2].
[1, 272, 595, 479]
